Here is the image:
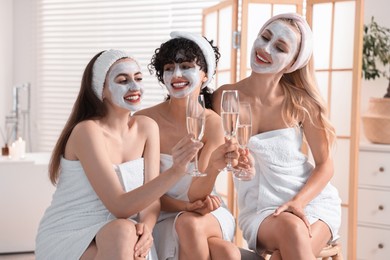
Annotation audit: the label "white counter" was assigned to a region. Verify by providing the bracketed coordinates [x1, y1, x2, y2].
[0, 153, 55, 253]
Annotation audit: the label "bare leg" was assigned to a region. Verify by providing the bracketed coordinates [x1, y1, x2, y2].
[81, 219, 139, 260]
[309, 220, 332, 256]
[257, 212, 316, 260]
[209, 237, 241, 260]
[175, 212, 239, 260]
[80, 240, 97, 260]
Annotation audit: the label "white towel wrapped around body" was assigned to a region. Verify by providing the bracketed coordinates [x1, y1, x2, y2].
[236, 128, 341, 252]
[35, 157, 157, 260]
[153, 153, 235, 260]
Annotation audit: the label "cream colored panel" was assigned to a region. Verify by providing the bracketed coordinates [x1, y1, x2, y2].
[333, 1, 355, 69]
[273, 4, 296, 15]
[246, 4, 271, 68]
[204, 11, 218, 90]
[204, 12, 218, 46]
[332, 139, 350, 203]
[218, 6, 232, 70]
[340, 206, 349, 259]
[217, 71, 231, 87]
[312, 3, 332, 69]
[315, 71, 329, 103]
[245, 68, 251, 78]
[331, 71, 352, 136]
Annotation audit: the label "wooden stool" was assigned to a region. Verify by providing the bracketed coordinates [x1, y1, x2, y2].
[317, 243, 343, 260]
[261, 243, 343, 260]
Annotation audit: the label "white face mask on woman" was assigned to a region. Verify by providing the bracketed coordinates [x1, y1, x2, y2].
[107, 60, 144, 111]
[250, 20, 299, 75]
[163, 60, 204, 99]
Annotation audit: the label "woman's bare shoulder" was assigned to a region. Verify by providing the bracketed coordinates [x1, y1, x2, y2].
[134, 102, 166, 119]
[72, 119, 101, 136]
[130, 114, 159, 133]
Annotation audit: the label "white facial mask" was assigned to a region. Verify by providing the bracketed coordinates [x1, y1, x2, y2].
[250, 20, 299, 74]
[107, 61, 144, 111]
[163, 63, 202, 99]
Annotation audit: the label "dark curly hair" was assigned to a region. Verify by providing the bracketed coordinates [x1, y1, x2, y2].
[149, 36, 220, 108]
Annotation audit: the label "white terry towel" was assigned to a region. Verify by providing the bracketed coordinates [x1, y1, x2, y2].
[236, 128, 341, 252]
[35, 158, 157, 260]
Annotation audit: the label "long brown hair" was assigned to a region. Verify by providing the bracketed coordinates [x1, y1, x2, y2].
[48, 51, 107, 185]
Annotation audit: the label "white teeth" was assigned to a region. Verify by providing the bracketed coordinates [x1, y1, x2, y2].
[172, 82, 187, 87]
[257, 54, 269, 63]
[125, 95, 139, 101]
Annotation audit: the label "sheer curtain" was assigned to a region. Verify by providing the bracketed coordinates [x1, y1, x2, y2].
[36, 0, 222, 151]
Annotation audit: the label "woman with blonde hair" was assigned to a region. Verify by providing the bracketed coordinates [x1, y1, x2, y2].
[212, 13, 341, 260]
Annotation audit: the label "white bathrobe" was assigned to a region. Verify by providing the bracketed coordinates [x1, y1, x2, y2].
[35, 157, 157, 260]
[236, 128, 341, 252]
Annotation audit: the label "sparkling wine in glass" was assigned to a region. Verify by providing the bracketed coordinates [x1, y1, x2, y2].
[234, 102, 253, 181]
[186, 94, 206, 177]
[220, 90, 239, 173]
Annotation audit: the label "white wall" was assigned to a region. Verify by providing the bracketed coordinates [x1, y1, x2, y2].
[0, 0, 14, 150]
[0, 0, 37, 151]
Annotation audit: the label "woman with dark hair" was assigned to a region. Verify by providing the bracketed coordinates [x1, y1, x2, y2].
[136, 32, 243, 260]
[35, 49, 237, 260]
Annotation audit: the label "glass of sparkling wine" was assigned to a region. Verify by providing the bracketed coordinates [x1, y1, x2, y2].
[220, 90, 239, 173]
[186, 94, 206, 177]
[234, 102, 253, 180]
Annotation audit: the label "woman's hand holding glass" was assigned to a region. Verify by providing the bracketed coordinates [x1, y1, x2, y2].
[220, 90, 240, 173]
[235, 147, 256, 181]
[171, 134, 203, 176]
[234, 102, 254, 181]
[207, 137, 240, 174]
[186, 94, 206, 177]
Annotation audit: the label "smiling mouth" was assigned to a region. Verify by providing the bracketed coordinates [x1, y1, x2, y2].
[171, 81, 189, 89]
[256, 51, 271, 64]
[124, 92, 141, 103]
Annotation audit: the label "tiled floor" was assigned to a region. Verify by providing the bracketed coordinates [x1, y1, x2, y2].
[0, 253, 34, 260]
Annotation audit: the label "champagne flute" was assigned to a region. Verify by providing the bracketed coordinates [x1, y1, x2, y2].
[186, 94, 206, 177]
[220, 90, 239, 173]
[234, 102, 253, 181]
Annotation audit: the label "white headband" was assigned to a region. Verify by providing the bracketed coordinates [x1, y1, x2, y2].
[170, 31, 216, 89]
[259, 13, 313, 73]
[92, 49, 137, 100]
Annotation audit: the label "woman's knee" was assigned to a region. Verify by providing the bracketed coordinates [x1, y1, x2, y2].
[209, 238, 240, 260]
[219, 243, 241, 260]
[277, 214, 310, 242]
[97, 219, 138, 244]
[175, 213, 202, 236]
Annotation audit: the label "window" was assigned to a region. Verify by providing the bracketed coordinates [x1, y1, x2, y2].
[37, 0, 222, 151]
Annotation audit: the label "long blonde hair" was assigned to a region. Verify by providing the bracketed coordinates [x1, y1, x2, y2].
[280, 58, 336, 150]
